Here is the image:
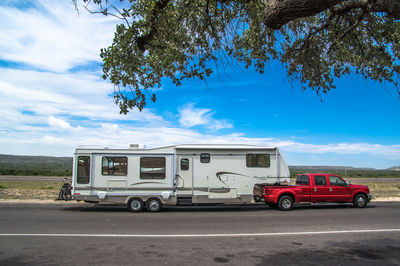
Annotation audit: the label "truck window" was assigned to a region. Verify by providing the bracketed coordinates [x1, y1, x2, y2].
[181, 158, 189, 171]
[297, 175, 309, 185]
[246, 154, 270, 168]
[314, 175, 326, 186]
[329, 176, 346, 187]
[140, 157, 166, 179]
[77, 156, 90, 184]
[102, 157, 127, 176]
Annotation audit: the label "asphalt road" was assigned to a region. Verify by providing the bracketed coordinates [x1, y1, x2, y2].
[0, 202, 399, 265]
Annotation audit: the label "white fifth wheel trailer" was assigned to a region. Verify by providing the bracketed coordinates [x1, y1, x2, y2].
[72, 144, 290, 211]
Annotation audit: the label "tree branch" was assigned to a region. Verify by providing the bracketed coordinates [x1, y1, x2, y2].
[263, 0, 343, 29]
[136, 0, 170, 52]
[263, 0, 400, 30]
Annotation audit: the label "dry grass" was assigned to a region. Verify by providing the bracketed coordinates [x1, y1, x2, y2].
[0, 180, 60, 190]
[0, 180, 61, 200]
[364, 182, 400, 198]
[0, 189, 59, 200]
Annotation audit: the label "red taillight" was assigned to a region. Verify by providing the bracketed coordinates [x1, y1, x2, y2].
[71, 186, 73, 190]
[75, 193, 80, 195]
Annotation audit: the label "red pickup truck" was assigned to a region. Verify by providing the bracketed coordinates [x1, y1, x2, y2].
[258, 173, 372, 211]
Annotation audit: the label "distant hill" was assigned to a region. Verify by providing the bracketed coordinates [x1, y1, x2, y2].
[289, 165, 400, 179]
[0, 154, 398, 177]
[0, 154, 72, 176]
[289, 165, 376, 171]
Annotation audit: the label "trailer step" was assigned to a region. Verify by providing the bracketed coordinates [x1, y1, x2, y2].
[177, 197, 193, 206]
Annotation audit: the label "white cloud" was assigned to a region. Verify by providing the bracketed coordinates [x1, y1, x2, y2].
[48, 116, 71, 129]
[178, 103, 233, 130]
[0, 68, 164, 124]
[0, 0, 119, 72]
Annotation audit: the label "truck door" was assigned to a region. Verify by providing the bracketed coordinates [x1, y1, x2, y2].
[311, 175, 330, 202]
[328, 175, 352, 202]
[296, 175, 311, 202]
[176, 157, 193, 196]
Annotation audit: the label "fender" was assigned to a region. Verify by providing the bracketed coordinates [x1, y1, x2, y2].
[351, 189, 369, 199]
[275, 190, 297, 204]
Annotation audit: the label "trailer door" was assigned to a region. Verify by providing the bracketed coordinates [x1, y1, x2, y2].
[176, 157, 193, 196]
[74, 155, 91, 194]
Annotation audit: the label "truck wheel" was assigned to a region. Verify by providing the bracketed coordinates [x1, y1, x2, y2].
[127, 198, 144, 212]
[278, 196, 294, 211]
[146, 198, 162, 212]
[353, 194, 367, 208]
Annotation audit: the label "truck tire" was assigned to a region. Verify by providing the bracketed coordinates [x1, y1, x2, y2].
[146, 198, 162, 212]
[353, 194, 368, 208]
[127, 198, 144, 212]
[278, 195, 294, 211]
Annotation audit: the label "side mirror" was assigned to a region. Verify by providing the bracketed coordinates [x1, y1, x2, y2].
[345, 181, 349, 187]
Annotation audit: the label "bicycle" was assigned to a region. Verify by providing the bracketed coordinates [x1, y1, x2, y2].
[57, 177, 72, 201]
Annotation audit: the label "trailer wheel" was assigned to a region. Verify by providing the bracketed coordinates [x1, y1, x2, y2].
[146, 198, 162, 212]
[353, 194, 367, 208]
[127, 198, 144, 212]
[278, 196, 294, 211]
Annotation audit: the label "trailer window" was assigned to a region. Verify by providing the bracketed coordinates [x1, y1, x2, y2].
[140, 157, 166, 179]
[77, 156, 90, 184]
[314, 175, 327, 186]
[102, 157, 127, 176]
[200, 153, 210, 163]
[181, 158, 189, 171]
[246, 154, 270, 168]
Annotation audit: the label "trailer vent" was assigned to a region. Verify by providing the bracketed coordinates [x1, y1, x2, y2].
[129, 144, 145, 149]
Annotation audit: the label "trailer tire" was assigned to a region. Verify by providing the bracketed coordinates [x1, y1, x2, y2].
[146, 198, 162, 212]
[127, 198, 144, 212]
[278, 195, 294, 211]
[353, 194, 368, 208]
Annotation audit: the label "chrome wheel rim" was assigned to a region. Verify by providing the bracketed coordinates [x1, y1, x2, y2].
[357, 196, 365, 206]
[149, 200, 159, 210]
[282, 199, 291, 209]
[131, 200, 141, 210]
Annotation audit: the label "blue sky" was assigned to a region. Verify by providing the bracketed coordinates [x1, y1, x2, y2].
[0, 0, 399, 169]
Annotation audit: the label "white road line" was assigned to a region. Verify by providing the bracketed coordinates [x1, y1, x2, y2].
[0, 229, 399, 238]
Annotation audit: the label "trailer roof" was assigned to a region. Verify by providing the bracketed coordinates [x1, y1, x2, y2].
[174, 144, 276, 150]
[75, 144, 277, 153]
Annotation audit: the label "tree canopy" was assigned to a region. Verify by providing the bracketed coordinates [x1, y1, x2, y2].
[75, 0, 400, 114]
